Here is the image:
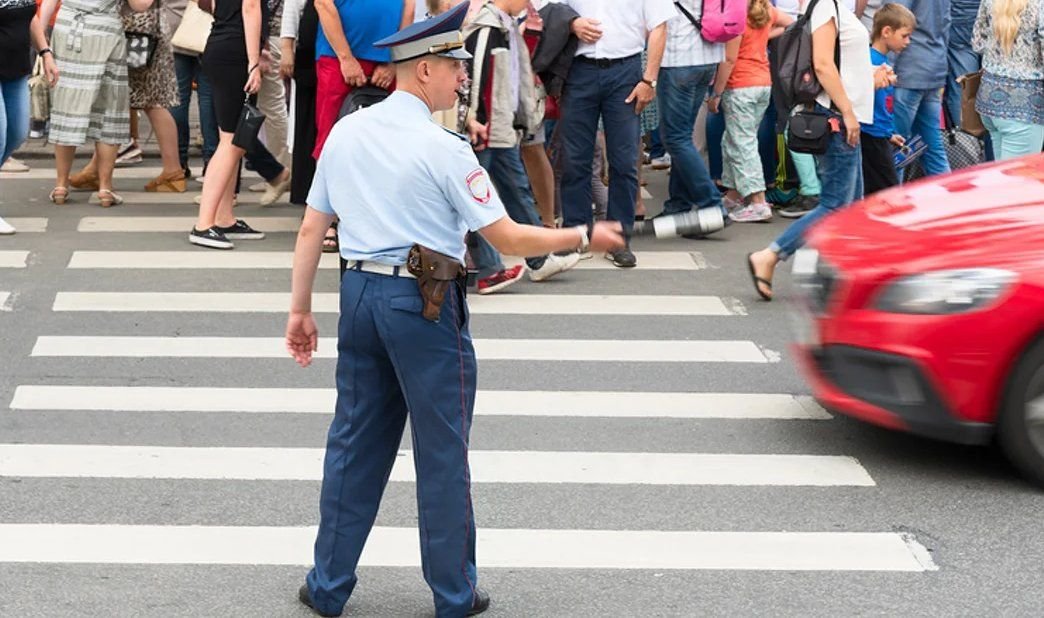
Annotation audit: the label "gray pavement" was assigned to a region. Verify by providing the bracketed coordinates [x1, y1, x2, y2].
[1, 147, 1043, 617]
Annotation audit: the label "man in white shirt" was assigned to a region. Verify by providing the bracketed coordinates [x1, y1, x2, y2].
[657, 0, 725, 231]
[551, 0, 675, 267]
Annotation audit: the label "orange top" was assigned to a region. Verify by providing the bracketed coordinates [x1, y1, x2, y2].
[726, 8, 777, 90]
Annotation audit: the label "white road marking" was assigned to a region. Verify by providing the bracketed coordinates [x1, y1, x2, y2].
[31, 336, 772, 363]
[0, 444, 873, 485]
[10, 386, 831, 420]
[0, 525, 931, 571]
[53, 292, 736, 316]
[78, 217, 303, 233]
[0, 291, 10, 309]
[1, 166, 171, 180]
[0, 251, 28, 268]
[4, 218, 47, 232]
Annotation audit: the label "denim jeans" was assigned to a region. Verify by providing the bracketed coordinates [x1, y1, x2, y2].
[658, 64, 722, 216]
[771, 120, 863, 260]
[560, 55, 641, 236]
[171, 53, 219, 171]
[477, 146, 546, 271]
[0, 77, 29, 165]
[981, 114, 1044, 160]
[893, 87, 951, 178]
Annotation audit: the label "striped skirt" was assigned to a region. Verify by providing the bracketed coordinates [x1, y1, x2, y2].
[49, 16, 130, 146]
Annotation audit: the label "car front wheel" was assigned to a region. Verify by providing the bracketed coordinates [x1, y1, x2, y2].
[999, 337, 1044, 488]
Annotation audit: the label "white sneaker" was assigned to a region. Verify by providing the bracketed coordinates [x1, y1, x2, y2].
[0, 216, 15, 235]
[260, 175, 292, 206]
[529, 251, 581, 282]
[115, 142, 143, 167]
[1, 158, 30, 173]
[650, 154, 672, 170]
[728, 202, 773, 223]
[248, 181, 267, 193]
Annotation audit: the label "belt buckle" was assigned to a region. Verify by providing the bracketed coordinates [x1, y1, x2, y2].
[596, 58, 612, 69]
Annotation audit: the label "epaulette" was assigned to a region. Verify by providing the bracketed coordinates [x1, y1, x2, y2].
[440, 126, 469, 141]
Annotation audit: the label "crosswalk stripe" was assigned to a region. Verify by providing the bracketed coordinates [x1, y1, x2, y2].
[9, 386, 830, 419]
[0, 250, 28, 268]
[0, 445, 874, 485]
[4, 218, 47, 232]
[78, 217, 303, 233]
[1, 166, 170, 180]
[52, 292, 736, 316]
[66, 250, 703, 270]
[0, 291, 9, 308]
[31, 336, 772, 362]
[82, 191, 264, 206]
[0, 524, 935, 571]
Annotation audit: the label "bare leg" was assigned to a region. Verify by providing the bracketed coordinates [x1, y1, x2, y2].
[54, 145, 76, 188]
[143, 106, 183, 175]
[95, 142, 118, 193]
[748, 190, 767, 205]
[215, 164, 239, 228]
[521, 142, 555, 227]
[196, 131, 244, 230]
[748, 248, 780, 300]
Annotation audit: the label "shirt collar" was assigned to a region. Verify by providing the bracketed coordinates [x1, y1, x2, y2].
[388, 90, 434, 119]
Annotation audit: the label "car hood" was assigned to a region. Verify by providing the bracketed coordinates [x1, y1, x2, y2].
[808, 154, 1044, 276]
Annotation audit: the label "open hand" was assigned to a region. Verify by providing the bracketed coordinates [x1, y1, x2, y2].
[286, 311, 319, 368]
[589, 221, 626, 253]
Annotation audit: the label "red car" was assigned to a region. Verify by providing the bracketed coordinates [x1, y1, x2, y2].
[792, 155, 1044, 485]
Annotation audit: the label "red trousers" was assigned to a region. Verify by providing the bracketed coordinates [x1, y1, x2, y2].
[313, 56, 388, 159]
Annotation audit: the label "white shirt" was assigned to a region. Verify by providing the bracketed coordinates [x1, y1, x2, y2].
[809, 0, 874, 124]
[551, 0, 677, 59]
[662, 0, 723, 67]
[859, 0, 884, 31]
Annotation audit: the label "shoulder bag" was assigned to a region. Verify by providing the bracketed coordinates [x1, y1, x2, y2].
[171, 0, 214, 55]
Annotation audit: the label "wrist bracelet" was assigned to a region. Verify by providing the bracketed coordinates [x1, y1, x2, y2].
[248, 63, 260, 74]
[39, 48, 53, 57]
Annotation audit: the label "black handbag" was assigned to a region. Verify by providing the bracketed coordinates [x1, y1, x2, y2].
[122, 1, 161, 69]
[232, 98, 266, 150]
[788, 109, 832, 155]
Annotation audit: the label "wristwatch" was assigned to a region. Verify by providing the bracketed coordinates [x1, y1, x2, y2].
[641, 78, 657, 89]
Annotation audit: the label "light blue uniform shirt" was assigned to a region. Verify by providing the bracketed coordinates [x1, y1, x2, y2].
[307, 91, 508, 266]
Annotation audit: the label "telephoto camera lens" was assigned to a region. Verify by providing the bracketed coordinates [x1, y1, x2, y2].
[651, 208, 726, 239]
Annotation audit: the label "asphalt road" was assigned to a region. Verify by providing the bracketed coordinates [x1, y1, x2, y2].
[1, 145, 1042, 617]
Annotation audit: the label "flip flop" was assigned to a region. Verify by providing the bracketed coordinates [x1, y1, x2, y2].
[747, 253, 773, 301]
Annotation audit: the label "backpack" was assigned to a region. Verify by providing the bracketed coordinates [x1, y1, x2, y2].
[674, 0, 746, 44]
[773, 0, 840, 113]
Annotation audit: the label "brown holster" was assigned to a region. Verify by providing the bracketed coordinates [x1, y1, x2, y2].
[406, 244, 467, 322]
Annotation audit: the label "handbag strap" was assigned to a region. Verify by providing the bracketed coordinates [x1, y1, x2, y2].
[673, 1, 701, 32]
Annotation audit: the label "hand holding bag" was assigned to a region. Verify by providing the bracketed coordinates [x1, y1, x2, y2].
[232, 97, 266, 150]
[28, 56, 51, 123]
[171, 0, 214, 55]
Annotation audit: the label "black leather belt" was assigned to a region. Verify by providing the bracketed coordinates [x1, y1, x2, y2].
[575, 53, 640, 68]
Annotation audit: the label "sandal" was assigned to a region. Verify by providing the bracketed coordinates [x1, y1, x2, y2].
[97, 189, 124, 208]
[145, 170, 187, 193]
[49, 186, 69, 205]
[69, 169, 100, 191]
[747, 253, 773, 301]
[322, 223, 339, 253]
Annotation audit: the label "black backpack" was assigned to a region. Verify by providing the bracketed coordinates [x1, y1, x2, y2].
[773, 0, 840, 113]
[337, 85, 391, 120]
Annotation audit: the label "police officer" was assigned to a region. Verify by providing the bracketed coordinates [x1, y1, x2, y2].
[285, 4, 625, 617]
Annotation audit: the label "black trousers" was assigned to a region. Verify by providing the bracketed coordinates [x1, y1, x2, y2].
[861, 133, 899, 196]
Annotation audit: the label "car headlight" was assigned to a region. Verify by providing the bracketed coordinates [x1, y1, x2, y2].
[874, 268, 1017, 314]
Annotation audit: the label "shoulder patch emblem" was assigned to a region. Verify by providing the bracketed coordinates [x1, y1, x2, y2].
[466, 168, 491, 204]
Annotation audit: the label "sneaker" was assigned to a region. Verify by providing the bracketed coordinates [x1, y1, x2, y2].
[28, 129, 44, 139]
[477, 265, 526, 295]
[248, 181, 267, 193]
[728, 202, 774, 223]
[0, 216, 15, 235]
[260, 174, 292, 206]
[605, 247, 637, 268]
[1, 157, 30, 173]
[189, 226, 234, 249]
[766, 186, 797, 206]
[650, 154, 672, 170]
[779, 194, 819, 219]
[115, 142, 143, 167]
[216, 219, 265, 240]
[530, 251, 581, 282]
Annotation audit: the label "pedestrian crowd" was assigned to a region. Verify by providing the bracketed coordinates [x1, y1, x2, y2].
[0, 0, 1040, 299]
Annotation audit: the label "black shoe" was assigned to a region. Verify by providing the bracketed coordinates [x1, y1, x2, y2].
[216, 219, 265, 240]
[188, 226, 234, 249]
[299, 584, 341, 617]
[605, 247, 637, 268]
[467, 588, 491, 616]
[779, 194, 819, 219]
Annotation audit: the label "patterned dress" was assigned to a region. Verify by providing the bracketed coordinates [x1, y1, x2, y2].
[126, 0, 179, 108]
[49, 0, 130, 146]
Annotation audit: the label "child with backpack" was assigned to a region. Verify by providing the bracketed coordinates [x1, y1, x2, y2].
[860, 3, 916, 195]
[707, 0, 794, 222]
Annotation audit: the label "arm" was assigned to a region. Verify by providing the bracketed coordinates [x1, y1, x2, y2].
[370, 0, 413, 89]
[30, 15, 59, 86]
[770, 9, 794, 38]
[624, 21, 666, 114]
[38, 0, 59, 28]
[811, 18, 860, 146]
[971, 0, 990, 54]
[400, 0, 414, 30]
[479, 216, 622, 258]
[286, 207, 337, 367]
[707, 36, 740, 113]
[315, 0, 366, 86]
[243, 0, 264, 93]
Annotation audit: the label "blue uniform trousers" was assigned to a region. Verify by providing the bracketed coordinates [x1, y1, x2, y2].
[306, 268, 479, 618]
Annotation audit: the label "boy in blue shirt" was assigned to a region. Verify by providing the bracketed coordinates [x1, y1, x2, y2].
[861, 4, 916, 195]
